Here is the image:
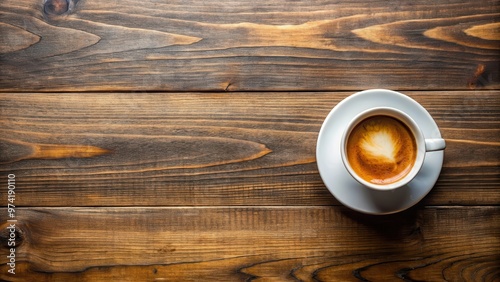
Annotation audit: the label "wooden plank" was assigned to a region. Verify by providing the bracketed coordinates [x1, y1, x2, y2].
[0, 206, 498, 281]
[0, 0, 499, 92]
[0, 91, 498, 207]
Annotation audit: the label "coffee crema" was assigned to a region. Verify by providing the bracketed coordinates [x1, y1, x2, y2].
[346, 115, 417, 185]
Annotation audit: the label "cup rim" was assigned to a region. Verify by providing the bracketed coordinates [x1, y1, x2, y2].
[340, 107, 426, 191]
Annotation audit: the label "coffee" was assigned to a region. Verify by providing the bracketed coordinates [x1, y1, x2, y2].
[346, 115, 417, 185]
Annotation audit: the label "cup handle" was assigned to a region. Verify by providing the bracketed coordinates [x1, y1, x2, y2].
[425, 138, 446, 151]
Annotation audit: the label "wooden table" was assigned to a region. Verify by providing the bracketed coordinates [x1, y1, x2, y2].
[1, 0, 499, 281]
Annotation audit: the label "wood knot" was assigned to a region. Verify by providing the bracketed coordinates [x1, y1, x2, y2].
[0, 223, 24, 248]
[467, 63, 496, 89]
[44, 0, 69, 16]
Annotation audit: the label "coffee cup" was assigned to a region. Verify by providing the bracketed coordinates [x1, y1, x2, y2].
[340, 107, 446, 191]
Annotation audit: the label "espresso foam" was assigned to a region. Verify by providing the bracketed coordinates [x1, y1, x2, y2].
[346, 116, 417, 185]
[360, 130, 399, 163]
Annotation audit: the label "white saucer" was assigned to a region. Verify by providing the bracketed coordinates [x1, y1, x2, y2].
[316, 89, 444, 215]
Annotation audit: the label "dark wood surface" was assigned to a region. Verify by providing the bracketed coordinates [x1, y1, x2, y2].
[0, 92, 499, 207]
[1, 207, 499, 281]
[1, 0, 499, 91]
[1, 0, 499, 281]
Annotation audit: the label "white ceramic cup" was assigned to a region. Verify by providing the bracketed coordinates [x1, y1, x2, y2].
[340, 107, 446, 191]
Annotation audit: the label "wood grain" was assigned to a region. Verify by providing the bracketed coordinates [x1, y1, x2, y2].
[0, 91, 498, 207]
[0, 206, 498, 281]
[1, 0, 499, 92]
[1, 1, 498, 281]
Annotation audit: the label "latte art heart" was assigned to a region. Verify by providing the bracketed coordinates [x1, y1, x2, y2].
[346, 116, 417, 185]
[360, 130, 400, 163]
